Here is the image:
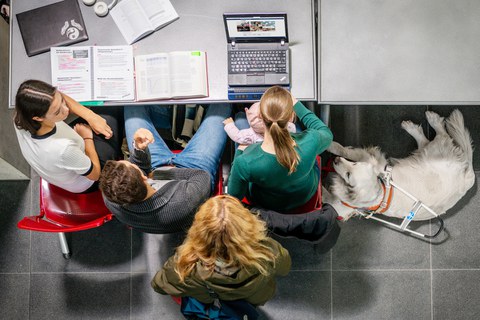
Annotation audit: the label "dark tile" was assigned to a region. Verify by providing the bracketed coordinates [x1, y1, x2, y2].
[432, 270, 480, 320]
[259, 271, 331, 320]
[0, 274, 29, 320]
[131, 272, 181, 320]
[431, 174, 480, 269]
[428, 106, 480, 170]
[30, 273, 130, 320]
[332, 270, 431, 320]
[329, 105, 428, 158]
[131, 231, 184, 273]
[30, 219, 131, 273]
[0, 180, 31, 272]
[272, 234, 330, 271]
[332, 216, 430, 270]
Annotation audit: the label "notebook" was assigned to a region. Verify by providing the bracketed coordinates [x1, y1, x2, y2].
[223, 13, 290, 99]
[16, 0, 88, 57]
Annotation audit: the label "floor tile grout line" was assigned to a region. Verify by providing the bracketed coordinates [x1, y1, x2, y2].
[330, 249, 333, 320]
[130, 228, 133, 320]
[430, 220, 434, 320]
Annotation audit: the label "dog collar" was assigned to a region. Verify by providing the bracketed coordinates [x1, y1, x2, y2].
[341, 178, 394, 214]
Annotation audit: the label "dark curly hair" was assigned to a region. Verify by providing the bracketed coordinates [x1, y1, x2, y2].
[99, 160, 147, 205]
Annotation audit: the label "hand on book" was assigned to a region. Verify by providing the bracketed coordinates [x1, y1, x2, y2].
[134, 128, 155, 150]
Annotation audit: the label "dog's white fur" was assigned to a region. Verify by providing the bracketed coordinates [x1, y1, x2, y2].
[323, 110, 475, 221]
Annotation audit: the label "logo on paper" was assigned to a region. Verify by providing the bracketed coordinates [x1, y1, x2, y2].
[61, 19, 84, 40]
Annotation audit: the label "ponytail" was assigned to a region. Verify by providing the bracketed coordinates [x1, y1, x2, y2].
[260, 86, 299, 174]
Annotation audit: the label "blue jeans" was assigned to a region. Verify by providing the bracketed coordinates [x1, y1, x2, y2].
[124, 104, 232, 191]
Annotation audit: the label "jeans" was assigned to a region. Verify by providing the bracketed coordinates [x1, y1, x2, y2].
[124, 104, 232, 191]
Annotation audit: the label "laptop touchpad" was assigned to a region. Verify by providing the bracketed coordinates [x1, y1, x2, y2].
[247, 75, 265, 85]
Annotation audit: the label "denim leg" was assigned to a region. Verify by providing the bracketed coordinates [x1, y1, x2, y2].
[174, 104, 232, 190]
[124, 105, 174, 168]
[233, 111, 250, 150]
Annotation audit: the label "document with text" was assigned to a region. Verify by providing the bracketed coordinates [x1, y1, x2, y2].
[51, 46, 135, 102]
[51, 46, 208, 102]
[134, 51, 208, 101]
[110, 0, 179, 44]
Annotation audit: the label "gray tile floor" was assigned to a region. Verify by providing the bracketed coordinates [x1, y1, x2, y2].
[2, 106, 480, 319]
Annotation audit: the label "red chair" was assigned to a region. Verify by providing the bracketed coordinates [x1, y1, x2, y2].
[17, 178, 113, 259]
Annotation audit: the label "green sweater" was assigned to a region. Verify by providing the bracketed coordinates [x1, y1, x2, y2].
[151, 237, 291, 306]
[228, 101, 333, 211]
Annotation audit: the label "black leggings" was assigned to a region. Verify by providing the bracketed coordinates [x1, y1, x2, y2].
[69, 106, 124, 168]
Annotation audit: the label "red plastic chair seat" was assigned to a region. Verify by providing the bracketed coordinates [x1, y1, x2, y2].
[17, 178, 113, 233]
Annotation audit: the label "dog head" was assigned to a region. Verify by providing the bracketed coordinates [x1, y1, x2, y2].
[330, 157, 383, 207]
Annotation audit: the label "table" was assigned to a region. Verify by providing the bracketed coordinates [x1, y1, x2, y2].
[9, 0, 317, 107]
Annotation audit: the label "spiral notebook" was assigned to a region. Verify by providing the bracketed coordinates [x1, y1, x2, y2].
[16, 0, 88, 57]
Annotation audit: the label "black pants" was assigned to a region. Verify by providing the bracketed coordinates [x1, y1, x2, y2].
[69, 106, 124, 168]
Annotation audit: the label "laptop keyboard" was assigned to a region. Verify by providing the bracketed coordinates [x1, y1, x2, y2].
[229, 50, 287, 74]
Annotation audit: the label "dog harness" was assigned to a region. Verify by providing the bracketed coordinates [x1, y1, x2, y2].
[341, 166, 394, 216]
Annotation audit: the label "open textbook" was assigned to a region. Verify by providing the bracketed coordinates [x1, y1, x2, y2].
[51, 46, 208, 102]
[110, 0, 179, 44]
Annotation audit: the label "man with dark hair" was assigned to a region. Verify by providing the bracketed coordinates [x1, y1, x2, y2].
[99, 104, 231, 234]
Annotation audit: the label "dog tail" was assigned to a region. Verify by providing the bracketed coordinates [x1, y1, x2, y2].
[446, 109, 473, 165]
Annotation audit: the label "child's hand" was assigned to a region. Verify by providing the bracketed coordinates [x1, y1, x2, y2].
[133, 128, 154, 150]
[223, 117, 234, 125]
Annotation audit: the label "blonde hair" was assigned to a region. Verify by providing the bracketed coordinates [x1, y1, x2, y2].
[174, 195, 276, 283]
[260, 86, 300, 174]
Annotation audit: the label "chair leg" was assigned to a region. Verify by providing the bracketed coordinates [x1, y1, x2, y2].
[58, 232, 71, 259]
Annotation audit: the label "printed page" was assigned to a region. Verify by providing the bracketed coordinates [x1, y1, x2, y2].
[109, 0, 154, 44]
[137, 0, 179, 31]
[169, 51, 208, 98]
[51, 47, 93, 101]
[134, 53, 171, 100]
[91, 46, 135, 101]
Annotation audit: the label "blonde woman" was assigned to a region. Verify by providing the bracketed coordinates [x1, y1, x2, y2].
[228, 86, 333, 213]
[151, 195, 291, 306]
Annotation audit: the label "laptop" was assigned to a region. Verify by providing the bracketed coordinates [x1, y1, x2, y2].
[16, 0, 88, 57]
[223, 13, 290, 99]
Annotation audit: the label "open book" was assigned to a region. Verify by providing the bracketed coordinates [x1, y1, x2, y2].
[51, 46, 208, 102]
[135, 51, 208, 101]
[51, 46, 135, 102]
[110, 0, 179, 45]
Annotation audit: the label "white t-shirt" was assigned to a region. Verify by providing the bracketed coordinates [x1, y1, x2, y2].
[15, 121, 94, 193]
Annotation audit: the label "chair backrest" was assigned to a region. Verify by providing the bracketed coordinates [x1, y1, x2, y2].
[17, 178, 113, 232]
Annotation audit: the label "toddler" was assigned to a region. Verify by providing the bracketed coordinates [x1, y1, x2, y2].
[223, 102, 296, 145]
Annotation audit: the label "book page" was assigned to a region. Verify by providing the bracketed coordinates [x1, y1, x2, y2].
[92, 46, 135, 101]
[134, 53, 171, 100]
[136, 0, 179, 31]
[109, 0, 154, 44]
[51, 47, 93, 102]
[169, 51, 208, 98]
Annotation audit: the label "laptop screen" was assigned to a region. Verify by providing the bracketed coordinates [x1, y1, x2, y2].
[223, 13, 288, 43]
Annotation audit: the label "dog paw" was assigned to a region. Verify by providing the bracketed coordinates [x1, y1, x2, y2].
[401, 120, 415, 131]
[327, 141, 345, 156]
[426, 111, 446, 133]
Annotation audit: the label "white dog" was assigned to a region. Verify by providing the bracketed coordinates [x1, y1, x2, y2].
[323, 110, 475, 221]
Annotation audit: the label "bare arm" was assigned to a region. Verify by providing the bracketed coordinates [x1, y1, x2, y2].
[74, 124, 101, 181]
[62, 93, 113, 139]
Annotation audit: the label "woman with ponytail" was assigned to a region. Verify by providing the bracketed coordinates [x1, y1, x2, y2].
[228, 86, 333, 213]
